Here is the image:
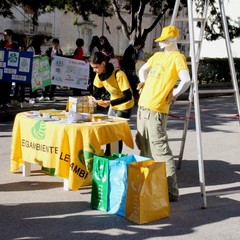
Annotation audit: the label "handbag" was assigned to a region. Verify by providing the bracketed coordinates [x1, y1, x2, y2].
[126, 160, 170, 224]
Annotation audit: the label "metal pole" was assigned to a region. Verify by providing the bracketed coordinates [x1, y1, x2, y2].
[170, 0, 181, 25]
[188, 0, 207, 208]
[218, 0, 240, 123]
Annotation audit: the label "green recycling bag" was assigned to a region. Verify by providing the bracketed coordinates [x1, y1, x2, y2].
[91, 153, 126, 211]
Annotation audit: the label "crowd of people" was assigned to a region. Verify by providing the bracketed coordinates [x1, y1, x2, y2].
[0, 30, 145, 110]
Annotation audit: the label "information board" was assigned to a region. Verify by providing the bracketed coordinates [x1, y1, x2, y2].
[0, 48, 33, 84]
[51, 56, 89, 90]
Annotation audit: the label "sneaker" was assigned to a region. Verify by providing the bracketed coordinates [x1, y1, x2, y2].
[20, 102, 31, 108]
[0, 104, 7, 110]
[5, 103, 11, 108]
[38, 96, 45, 102]
[38, 96, 50, 102]
[10, 100, 20, 107]
[50, 97, 56, 102]
[29, 98, 36, 104]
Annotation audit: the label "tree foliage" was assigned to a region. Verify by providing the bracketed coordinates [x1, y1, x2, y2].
[111, 0, 240, 42]
[111, 0, 177, 42]
[1, 0, 240, 44]
[1, 0, 112, 25]
[195, 0, 240, 41]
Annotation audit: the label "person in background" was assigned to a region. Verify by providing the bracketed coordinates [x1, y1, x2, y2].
[89, 51, 134, 155]
[136, 25, 191, 202]
[88, 36, 101, 94]
[27, 35, 44, 104]
[99, 36, 116, 98]
[73, 38, 85, 61]
[39, 38, 63, 102]
[135, 42, 146, 78]
[99, 36, 115, 59]
[136, 42, 145, 61]
[121, 38, 142, 100]
[72, 38, 85, 96]
[0, 29, 18, 110]
[89, 36, 101, 55]
[12, 34, 29, 108]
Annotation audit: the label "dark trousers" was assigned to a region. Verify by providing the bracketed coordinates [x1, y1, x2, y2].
[105, 141, 123, 156]
[42, 85, 56, 99]
[0, 81, 12, 105]
[13, 83, 27, 102]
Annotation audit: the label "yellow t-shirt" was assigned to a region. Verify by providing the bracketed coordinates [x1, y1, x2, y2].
[94, 69, 134, 111]
[138, 51, 189, 113]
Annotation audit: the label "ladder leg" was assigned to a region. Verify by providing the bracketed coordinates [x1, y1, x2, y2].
[187, 0, 207, 208]
[171, 0, 240, 210]
[218, 0, 240, 121]
[177, 98, 193, 170]
[170, 0, 181, 25]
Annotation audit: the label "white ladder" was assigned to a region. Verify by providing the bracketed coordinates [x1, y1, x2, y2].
[170, 0, 209, 170]
[170, 0, 240, 208]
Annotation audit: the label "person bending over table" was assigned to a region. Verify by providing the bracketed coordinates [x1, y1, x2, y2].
[89, 51, 134, 155]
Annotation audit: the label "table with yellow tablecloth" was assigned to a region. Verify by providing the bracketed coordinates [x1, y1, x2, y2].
[10, 110, 134, 190]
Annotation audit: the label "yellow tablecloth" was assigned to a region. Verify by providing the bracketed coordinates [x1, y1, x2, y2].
[10, 111, 134, 190]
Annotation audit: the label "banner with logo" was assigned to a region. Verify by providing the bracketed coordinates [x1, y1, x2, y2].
[10, 115, 95, 190]
[0, 48, 33, 83]
[51, 56, 89, 90]
[31, 56, 51, 91]
[10, 113, 134, 191]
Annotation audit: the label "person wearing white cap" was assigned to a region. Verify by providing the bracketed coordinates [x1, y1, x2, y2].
[135, 25, 191, 202]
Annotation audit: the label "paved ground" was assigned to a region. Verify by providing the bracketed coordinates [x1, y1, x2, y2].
[0, 94, 240, 240]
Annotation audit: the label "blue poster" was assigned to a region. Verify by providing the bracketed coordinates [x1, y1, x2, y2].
[0, 48, 33, 84]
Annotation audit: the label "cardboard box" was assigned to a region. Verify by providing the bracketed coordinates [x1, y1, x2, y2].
[68, 96, 96, 113]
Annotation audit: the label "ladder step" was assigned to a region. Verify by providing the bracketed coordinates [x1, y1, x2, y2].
[178, 40, 202, 44]
[198, 89, 235, 94]
[187, 61, 200, 65]
[169, 138, 184, 142]
[175, 17, 206, 22]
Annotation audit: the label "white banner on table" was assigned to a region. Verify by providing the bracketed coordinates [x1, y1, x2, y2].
[51, 56, 89, 90]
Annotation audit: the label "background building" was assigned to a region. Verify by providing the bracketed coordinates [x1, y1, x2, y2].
[0, 6, 184, 57]
[0, 1, 239, 58]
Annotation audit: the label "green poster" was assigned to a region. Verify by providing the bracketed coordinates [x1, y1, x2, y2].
[32, 55, 51, 91]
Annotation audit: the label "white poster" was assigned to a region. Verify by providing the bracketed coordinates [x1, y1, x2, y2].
[51, 56, 89, 90]
[7, 51, 20, 67]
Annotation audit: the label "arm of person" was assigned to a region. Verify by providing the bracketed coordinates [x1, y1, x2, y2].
[92, 86, 105, 100]
[167, 69, 191, 103]
[110, 89, 132, 106]
[138, 62, 149, 83]
[57, 48, 63, 56]
[167, 70, 191, 104]
[137, 62, 150, 92]
[173, 69, 191, 98]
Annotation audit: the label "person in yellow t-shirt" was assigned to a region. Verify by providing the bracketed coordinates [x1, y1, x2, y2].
[90, 51, 134, 118]
[90, 51, 134, 155]
[136, 25, 191, 202]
